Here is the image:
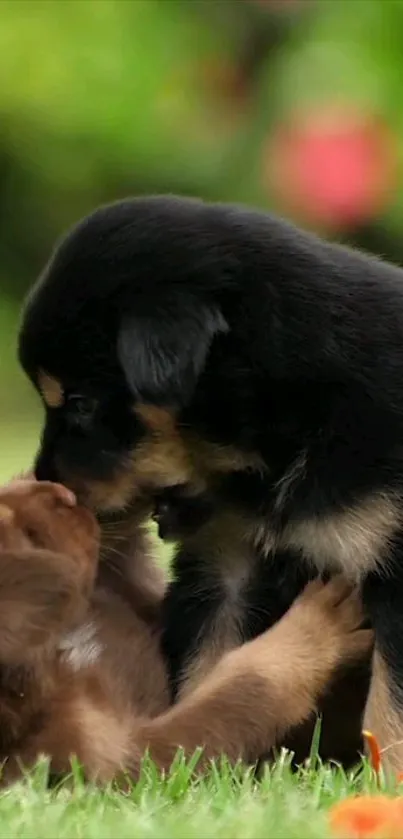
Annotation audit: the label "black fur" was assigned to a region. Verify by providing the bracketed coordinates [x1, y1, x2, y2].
[162, 538, 316, 700]
[20, 194, 403, 764]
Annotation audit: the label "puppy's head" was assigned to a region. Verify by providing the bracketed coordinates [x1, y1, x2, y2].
[18, 196, 260, 514]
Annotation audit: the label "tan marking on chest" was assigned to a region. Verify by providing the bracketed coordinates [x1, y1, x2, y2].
[250, 492, 401, 581]
[37, 370, 64, 409]
[282, 493, 401, 580]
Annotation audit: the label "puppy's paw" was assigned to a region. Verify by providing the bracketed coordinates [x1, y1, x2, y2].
[1, 477, 76, 508]
[286, 576, 373, 670]
[0, 478, 100, 596]
[0, 478, 100, 593]
[33, 491, 100, 574]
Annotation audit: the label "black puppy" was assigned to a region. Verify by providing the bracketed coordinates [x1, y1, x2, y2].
[20, 195, 401, 767]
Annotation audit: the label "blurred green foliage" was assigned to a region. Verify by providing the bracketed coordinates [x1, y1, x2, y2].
[2, 0, 403, 475]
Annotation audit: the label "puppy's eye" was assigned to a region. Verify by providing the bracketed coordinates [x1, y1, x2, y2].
[66, 394, 98, 424]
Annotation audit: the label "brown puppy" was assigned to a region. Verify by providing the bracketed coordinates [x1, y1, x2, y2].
[0, 479, 371, 785]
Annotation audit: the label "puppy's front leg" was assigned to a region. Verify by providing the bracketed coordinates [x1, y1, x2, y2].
[364, 562, 403, 774]
[128, 578, 372, 776]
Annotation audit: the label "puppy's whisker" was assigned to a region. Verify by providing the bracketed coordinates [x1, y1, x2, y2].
[99, 545, 127, 563]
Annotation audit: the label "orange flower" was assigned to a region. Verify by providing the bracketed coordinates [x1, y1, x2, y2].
[329, 730, 403, 837]
[329, 796, 403, 838]
[363, 730, 382, 776]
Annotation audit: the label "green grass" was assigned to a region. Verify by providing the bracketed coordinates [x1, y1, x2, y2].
[0, 753, 396, 839]
[0, 424, 41, 483]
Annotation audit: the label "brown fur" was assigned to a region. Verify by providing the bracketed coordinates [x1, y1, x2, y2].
[0, 479, 371, 785]
[81, 406, 388, 766]
[127, 580, 371, 774]
[36, 398, 379, 768]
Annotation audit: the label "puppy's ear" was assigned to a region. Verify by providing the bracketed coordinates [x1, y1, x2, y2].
[117, 295, 228, 407]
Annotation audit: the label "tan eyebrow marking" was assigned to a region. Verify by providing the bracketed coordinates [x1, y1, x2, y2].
[37, 369, 64, 409]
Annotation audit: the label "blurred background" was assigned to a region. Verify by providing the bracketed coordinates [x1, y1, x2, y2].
[1, 0, 403, 479]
